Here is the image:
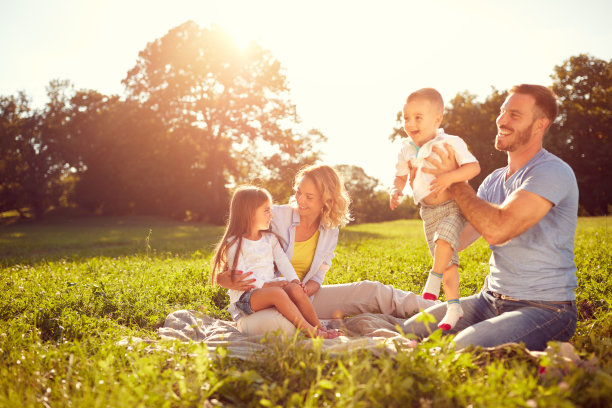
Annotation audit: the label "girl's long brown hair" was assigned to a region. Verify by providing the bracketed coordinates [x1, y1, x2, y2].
[210, 186, 272, 285]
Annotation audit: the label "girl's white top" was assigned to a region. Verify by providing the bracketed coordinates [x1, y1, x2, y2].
[395, 128, 478, 204]
[226, 233, 299, 305]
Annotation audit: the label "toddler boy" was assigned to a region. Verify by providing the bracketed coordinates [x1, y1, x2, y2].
[390, 88, 480, 330]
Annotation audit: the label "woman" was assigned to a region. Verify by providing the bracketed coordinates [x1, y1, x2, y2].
[216, 164, 435, 335]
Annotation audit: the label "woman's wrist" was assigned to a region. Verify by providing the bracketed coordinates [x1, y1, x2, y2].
[305, 280, 321, 296]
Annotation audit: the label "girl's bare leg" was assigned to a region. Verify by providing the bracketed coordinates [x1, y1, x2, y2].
[283, 283, 340, 339]
[283, 283, 322, 328]
[249, 287, 318, 336]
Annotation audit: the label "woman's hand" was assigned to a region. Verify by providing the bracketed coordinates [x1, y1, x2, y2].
[216, 269, 256, 291]
[263, 280, 289, 288]
[303, 280, 320, 297]
[290, 279, 309, 293]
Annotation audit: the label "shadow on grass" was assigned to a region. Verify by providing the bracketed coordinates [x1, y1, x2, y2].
[0, 215, 224, 267]
[339, 229, 386, 241]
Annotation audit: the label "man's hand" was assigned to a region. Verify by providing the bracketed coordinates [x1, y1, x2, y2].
[430, 172, 454, 195]
[422, 143, 459, 176]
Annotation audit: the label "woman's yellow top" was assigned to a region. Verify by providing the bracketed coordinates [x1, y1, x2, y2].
[291, 230, 320, 280]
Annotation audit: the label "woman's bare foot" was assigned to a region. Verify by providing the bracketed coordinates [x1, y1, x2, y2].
[323, 328, 340, 339]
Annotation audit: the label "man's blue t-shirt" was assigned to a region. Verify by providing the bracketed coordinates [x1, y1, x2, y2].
[477, 149, 578, 301]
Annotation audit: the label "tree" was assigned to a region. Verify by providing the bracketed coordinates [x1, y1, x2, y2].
[549, 54, 612, 215]
[334, 164, 418, 224]
[260, 129, 326, 205]
[0, 81, 73, 219]
[442, 90, 508, 188]
[122, 21, 321, 222]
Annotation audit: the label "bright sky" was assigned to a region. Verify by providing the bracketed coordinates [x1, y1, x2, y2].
[1, 0, 611, 187]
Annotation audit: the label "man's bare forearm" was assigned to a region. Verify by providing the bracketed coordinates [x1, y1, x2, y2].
[449, 182, 502, 243]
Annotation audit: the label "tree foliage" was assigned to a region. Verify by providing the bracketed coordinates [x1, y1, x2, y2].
[65, 90, 204, 218]
[335, 164, 418, 224]
[442, 89, 508, 189]
[121, 21, 320, 222]
[0, 81, 73, 219]
[1, 48, 610, 221]
[548, 54, 612, 215]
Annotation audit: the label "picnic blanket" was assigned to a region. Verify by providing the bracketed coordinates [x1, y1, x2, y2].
[116, 310, 596, 375]
[151, 310, 415, 360]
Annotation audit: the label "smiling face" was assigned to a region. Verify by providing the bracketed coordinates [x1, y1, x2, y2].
[495, 92, 540, 152]
[402, 97, 442, 146]
[251, 198, 273, 233]
[295, 176, 324, 221]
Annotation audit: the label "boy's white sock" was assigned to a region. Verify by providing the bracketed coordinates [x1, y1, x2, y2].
[422, 270, 443, 300]
[438, 300, 463, 331]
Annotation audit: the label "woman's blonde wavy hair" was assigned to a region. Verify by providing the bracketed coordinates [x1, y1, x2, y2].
[290, 164, 352, 229]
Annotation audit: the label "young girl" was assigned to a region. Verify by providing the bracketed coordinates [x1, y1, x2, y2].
[211, 185, 339, 339]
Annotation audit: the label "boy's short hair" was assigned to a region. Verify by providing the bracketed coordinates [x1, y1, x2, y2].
[509, 84, 558, 124]
[406, 88, 444, 114]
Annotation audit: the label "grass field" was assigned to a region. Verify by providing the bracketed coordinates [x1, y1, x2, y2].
[1, 215, 611, 407]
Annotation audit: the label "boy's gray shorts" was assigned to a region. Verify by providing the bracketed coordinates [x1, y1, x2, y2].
[419, 200, 466, 266]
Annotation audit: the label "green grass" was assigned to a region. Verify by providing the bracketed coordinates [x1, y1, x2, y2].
[1, 216, 611, 407]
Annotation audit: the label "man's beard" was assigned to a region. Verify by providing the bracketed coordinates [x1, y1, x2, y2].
[495, 121, 534, 152]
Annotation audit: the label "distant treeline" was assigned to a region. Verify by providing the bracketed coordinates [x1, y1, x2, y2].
[1, 20, 610, 223]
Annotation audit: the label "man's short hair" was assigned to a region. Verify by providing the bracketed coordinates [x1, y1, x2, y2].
[407, 88, 444, 114]
[510, 84, 558, 123]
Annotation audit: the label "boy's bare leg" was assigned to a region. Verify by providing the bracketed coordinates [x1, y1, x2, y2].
[423, 238, 453, 300]
[249, 287, 318, 336]
[432, 238, 454, 281]
[432, 240, 464, 330]
[441, 263, 460, 301]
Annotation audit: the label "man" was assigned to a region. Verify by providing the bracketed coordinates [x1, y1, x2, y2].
[403, 84, 579, 351]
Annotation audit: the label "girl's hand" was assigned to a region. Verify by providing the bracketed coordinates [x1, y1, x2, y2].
[216, 269, 256, 291]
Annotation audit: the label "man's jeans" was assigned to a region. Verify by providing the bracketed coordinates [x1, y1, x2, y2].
[403, 290, 577, 351]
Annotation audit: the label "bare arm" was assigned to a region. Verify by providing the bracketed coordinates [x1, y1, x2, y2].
[424, 143, 553, 245]
[390, 175, 408, 210]
[304, 280, 320, 297]
[262, 280, 288, 288]
[430, 161, 480, 194]
[450, 182, 552, 246]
